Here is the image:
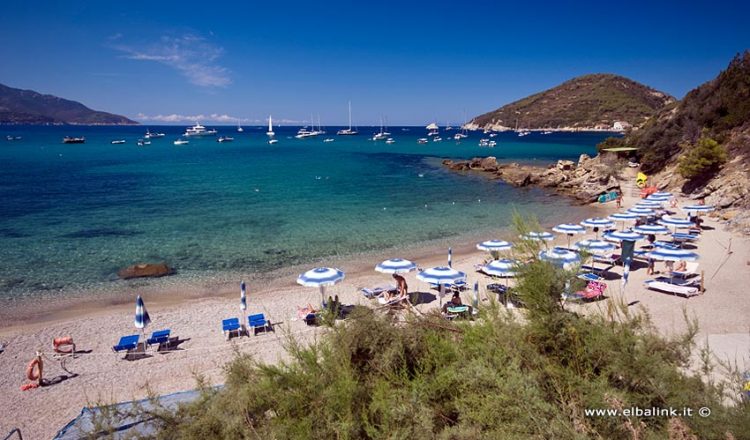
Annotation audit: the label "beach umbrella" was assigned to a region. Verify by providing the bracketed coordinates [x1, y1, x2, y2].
[574, 239, 617, 255]
[647, 248, 699, 262]
[375, 258, 417, 274]
[539, 247, 581, 270]
[521, 231, 555, 242]
[609, 212, 639, 222]
[635, 200, 663, 208]
[476, 240, 512, 252]
[682, 204, 714, 214]
[417, 266, 467, 306]
[632, 224, 671, 236]
[448, 247, 452, 267]
[658, 215, 694, 230]
[481, 259, 518, 277]
[240, 281, 247, 311]
[552, 224, 586, 248]
[297, 267, 345, 307]
[652, 191, 672, 198]
[580, 217, 614, 238]
[627, 206, 655, 217]
[646, 195, 671, 202]
[603, 230, 645, 242]
[134, 295, 151, 331]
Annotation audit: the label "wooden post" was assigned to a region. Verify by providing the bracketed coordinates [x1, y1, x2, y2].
[700, 270, 705, 293]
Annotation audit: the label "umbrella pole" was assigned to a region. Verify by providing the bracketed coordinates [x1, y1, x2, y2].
[320, 286, 326, 309]
[567, 234, 571, 249]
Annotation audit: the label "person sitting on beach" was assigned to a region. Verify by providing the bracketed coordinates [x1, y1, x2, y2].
[674, 260, 687, 272]
[392, 274, 408, 298]
[442, 292, 472, 316]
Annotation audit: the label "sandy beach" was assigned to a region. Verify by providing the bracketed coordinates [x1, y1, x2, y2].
[1, 195, 749, 439]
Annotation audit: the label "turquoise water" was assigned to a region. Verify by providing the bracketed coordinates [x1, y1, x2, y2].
[0, 125, 610, 302]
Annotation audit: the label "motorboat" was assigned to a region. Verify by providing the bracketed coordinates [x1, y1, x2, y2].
[323, 138, 334, 143]
[417, 138, 428, 144]
[184, 123, 217, 137]
[453, 133, 468, 140]
[62, 136, 85, 144]
[489, 133, 497, 137]
[433, 136, 442, 142]
[268, 139, 279, 145]
[173, 139, 189, 145]
[6, 135, 22, 141]
[479, 139, 489, 147]
[145, 129, 165, 139]
[295, 127, 315, 139]
[542, 130, 553, 135]
[337, 101, 358, 135]
[518, 130, 530, 137]
[111, 139, 126, 144]
[385, 138, 395, 144]
[217, 136, 234, 142]
[137, 139, 151, 146]
[488, 140, 497, 147]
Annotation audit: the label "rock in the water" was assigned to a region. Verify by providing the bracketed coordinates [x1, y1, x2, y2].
[480, 156, 498, 172]
[118, 263, 174, 279]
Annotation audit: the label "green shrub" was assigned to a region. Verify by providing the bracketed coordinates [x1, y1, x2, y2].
[677, 136, 727, 179]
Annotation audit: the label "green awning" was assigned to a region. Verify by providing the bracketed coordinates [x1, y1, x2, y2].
[601, 147, 638, 152]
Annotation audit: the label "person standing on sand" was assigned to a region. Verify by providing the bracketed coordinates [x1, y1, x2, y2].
[616, 192, 622, 209]
[392, 274, 408, 298]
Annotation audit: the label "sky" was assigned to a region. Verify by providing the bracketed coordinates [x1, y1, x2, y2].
[0, 0, 748, 125]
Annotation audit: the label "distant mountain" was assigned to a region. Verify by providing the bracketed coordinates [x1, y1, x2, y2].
[469, 74, 674, 131]
[0, 83, 137, 125]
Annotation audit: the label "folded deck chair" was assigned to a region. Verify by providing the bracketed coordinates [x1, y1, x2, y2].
[222, 318, 242, 340]
[248, 313, 272, 336]
[670, 262, 699, 279]
[112, 334, 141, 359]
[360, 285, 397, 299]
[644, 279, 699, 297]
[146, 329, 172, 351]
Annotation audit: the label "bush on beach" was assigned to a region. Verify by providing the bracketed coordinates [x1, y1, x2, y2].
[97, 217, 749, 439]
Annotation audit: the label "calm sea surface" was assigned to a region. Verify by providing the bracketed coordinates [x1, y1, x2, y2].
[0, 125, 611, 303]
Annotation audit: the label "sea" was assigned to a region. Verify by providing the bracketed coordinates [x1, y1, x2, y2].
[0, 125, 612, 306]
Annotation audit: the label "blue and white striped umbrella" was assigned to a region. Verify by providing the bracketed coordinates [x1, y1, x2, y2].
[297, 267, 346, 306]
[658, 215, 694, 229]
[635, 200, 663, 208]
[603, 230, 645, 242]
[627, 206, 655, 216]
[476, 240, 512, 252]
[448, 247, 452, 267]
[632, 224, 671, 235]
[652, 191, 672, 198]
[416, 266, 467, 285]
[646, 248, 700, 262]
[539, 247, 581, 269]
[521, 231, 555, 241]
[646, 195, 671, 202]
[552, 224, 586, 235]
[375, 258, 417, 274]
[481, 259, 518, 277]
[580, 217, 615, 229]
[682, 204, 714, 213]
[574, 239, 617, 255]
[134, 295, 151, 330]
[240, 281, 247, 311]
[609, 212, 639, 222]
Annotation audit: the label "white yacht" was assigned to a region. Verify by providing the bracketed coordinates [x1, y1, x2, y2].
[337, 101, 358, 135]
[145, 129, 165, 139]
[111, 139, 126, 144]
[266, 115, 275, 137]
[173, 139, 189, 145]
[183, 123, 217, 137]
[372, 117, 387, 140]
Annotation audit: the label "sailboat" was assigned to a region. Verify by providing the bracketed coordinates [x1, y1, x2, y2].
[337, 101, 358, 135]
[237, 119, 244, 133]
[266, 115, 275, 137]
[372, 116, 387, 140]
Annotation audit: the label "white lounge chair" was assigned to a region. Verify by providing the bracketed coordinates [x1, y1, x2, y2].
[670, 262, 699, 279]
[644, 279, 700, 297]
[361, 285, 397, 299]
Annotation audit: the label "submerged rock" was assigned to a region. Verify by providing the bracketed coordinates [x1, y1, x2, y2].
[118, 263, 174, 280]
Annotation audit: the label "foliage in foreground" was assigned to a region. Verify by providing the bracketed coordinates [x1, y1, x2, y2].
[137, 270, 748, 438]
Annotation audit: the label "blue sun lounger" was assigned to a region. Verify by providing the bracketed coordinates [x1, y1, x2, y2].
[248, 313, 272, 336]
[112, 334, 141, 358]
[222, 318, 242, 340]
[147, 329, 172, 351]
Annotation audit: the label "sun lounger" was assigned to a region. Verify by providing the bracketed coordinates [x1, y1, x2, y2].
[566, 281, 606, 301]
[222, 318, 242, 340]
[146, 329, 172, 351]
[644, 279, 700, 297]
[672, 232, 699, 242]
[112, 334, 142, 359]
[654, 276, 699, 287]
[444, 305, 471, 320]
[360, 285, 397, 299]
[577, 272, 603, 282]
[670, 262, 699, 279]
[248, 313, 272, 336]
[593, 254, 620, 265]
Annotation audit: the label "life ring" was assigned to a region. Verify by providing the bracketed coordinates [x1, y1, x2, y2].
[53, 336, 75, 354]
[26, 357, 43, 381]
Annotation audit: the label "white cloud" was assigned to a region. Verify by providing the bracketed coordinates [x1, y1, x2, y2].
[114, 34, 231, 88]
[136, 113, 249, 123]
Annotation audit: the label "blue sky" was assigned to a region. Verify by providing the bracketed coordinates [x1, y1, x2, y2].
[0, 0, 748, 125]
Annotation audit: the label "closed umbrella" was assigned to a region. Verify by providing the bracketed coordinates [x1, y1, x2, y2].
[297, 267, 345, 307]
[240, 281, 247, 311]
[552, 224, 586, 248]
[448, 247, 452, 268]
[134, 295, 151, 332]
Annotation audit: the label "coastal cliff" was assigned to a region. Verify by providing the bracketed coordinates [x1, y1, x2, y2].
[0, 83, 137, 125]
[442, 155, 620, 205]
[469, 74, 674, 131]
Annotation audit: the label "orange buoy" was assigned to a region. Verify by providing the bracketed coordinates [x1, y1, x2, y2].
[26, 356, 43, 381]
[53, 336, 75, 354]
